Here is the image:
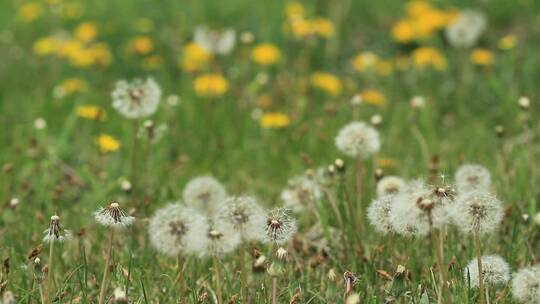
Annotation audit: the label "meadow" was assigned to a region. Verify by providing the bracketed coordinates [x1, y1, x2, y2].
[1, 0, 540, 303]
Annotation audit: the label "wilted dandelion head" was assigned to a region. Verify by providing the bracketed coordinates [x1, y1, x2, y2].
[455, 164, 491, 194]
[265, 208, 297, 244]
[111, 77, 161, 119]
[445, 10, 487, 48]
[451, 191, 503, 235]
[376, 176, 406, 197]
[464, 255, 511, 288]
[203, 223, 241, 257]
[367, 195, 396, 234]
[280, 175, 322, 213]
[182, 176, 227, 214]
[194, 27, 236, 55]
[94, 202, 135, 229]
[43, 214, 72, 243]
[335, 121, 380, 159]
[148, 204, 209, 256]
[213, 196, 267, 242]
[512, 265, 540, 303]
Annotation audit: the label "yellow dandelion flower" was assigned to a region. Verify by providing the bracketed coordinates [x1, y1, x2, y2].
[470, 48, 494, 66]
[361, 90, 386, 107]
[18, 2, 42, 23]
[260, 112, 290, 129]
[415, 9, 448, 38]
[58, 39, 84, 57]
[498, 35, 517, 50]
[310, 72, 342, 96]
[181, 42, 212, 72]
[96, 134, 120, 153]
[33, 36, 60, 55]
[59, 78, 88, 95]
[130, 36, 154, 55]
[352, 52, 380, 72]
[286, 2, 305, 19]
[252, 43, 281, 66]
[77, 105, 106, 120]
[290, 18, 314, 38]
[68, 48, 95, 67]
[412, 47, 447, 70]
[194, 73, 229, 97]
[312, 18, 334, 38]
[406, 1, 434, 18]
[74, 22, 98, 43]
[392, 20, 416, 43]
[88, 43, 113, 66]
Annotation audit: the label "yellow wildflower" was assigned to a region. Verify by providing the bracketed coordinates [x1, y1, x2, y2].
[353, 52, 380, 72]
[59, 78, 88, 95]
[406, 1, 434, 18]
[290, 18, 314, 38]
[260, 112, 290, 129]
[77, 105, 106, 120]
[286, 2, 305, 20]
[312, 18, 334, 38]
[33, 36, 59, 55]
[88, 43, 113, 66]
[498, 35, 517, 50]
[470, 48, 494, 66]
[74, 22, 98, 43]
[412, 47, 447, 70]
[252, 44, 281, 66]
[181, 42, 212, 72]
[392, 20, 416, 43]
[18, 2, 42, 23]
[310, 72, 342, 96]
[194, 73, 229, 97]
[361, 90, 386, 107]
[96, 134, 120, 153]
[130, 36, 154, 55]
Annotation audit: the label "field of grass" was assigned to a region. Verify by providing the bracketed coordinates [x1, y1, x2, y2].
[1, 0, 540, 303]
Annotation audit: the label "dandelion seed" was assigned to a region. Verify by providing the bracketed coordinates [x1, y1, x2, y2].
[512, 265, 540, 303]
[182, 176, 227, 214]
[149, 204, 209, 256]
[464, 255, 511, 288]
[264, 208, 297, 244]
[34, 118, 47, 130]
[376, 176, 406, 197]
[451, 191, 503, 235]
[42, 215, 72, 243]
[194, 27, 236, 55]
[203, 224, 241, 257]
[111, 77, 161, 119]
[276, 247, 288, 260]
[455, 164, 491, 194]
[213, 196, 267, 242]
[367, 195, 396, 234]
[445, 10, 487, 48]
[94, 202, 135, 229]
[280, 175, 322, 213]
[335, 121, 380, 159]
[518, 96, 531, 110]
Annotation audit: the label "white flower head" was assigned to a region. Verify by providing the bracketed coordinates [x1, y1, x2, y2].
[451, 191, 504, 235]
[182, 176, 227, 214]
[43, 215, 72, 243]
[376, 176, 406, 197]
[265, 208, 297, 244]
[445, 10, 487, 48]
[281, 174, 322, 213]
[455, 164, 491, 194]
[203, 223, 242, 257]
[112, 77, 161, 119]
[335, 121, 380, 159]
[464, 255, 511, 288]
[213, 196, 267, 242]
[512, 265, 540, 303]
[149, 204, 209, 256]
[367, 195, 396, 234]
[94, 202, 135, 229]
[194, 27, 236, 55]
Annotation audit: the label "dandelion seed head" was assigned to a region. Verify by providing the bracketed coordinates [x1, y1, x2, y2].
[94, 202, 135, 229]
[464, 255, 511, 288]
[112, 77, 161, 119]
[203, 223, 241, 257]
[367, 195, 396, 234]
[280, 175, 322, 213]
[148, 204, 209, 256]
[376, 176, 406, 197]
[335, 121, 380, 159]
[512, 265, 540, 303]
[451, 191, 504, 235]
[445, 10, 487, 48]
[42, 214, 72, 243]
[194, 27, 236, 55]
[213, 196, 267, 242]
[182, 176, 227, 214]
[455, 164, 491, 194]
[264, 208, 297, 244]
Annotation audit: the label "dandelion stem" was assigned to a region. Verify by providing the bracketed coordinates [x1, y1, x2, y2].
[240, 244, 248, 304]
[98, 229, 115, 304]
[271, 276, 277, 304]
[213, 257, 222, 304]
[130, 119, 140, 206]
[45, 242, 55, 302]
[177, 254, 185, 302]
[39, 283, 46, 304]
[474, 232, 485, 304]
[355, 155, 364, 232]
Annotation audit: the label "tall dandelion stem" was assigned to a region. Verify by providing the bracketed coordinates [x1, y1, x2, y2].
[240, 244, 248, 304]
[45, 242, 55, 302]
[130, 119, 140, 206]
[355, 155, 364, 229]
[177, 255, 185, 301]
[474, 232, 485, 304]
[271, 276, 278, 304]
[98, 229, 115, 304]
[213, 257, 223, 304]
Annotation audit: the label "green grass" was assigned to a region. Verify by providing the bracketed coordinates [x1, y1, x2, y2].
[1, 0, 539, 303]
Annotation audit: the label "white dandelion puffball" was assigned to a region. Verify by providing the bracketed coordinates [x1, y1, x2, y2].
[451, 191, 504, 235]
[112, 77, 162, 119]
[203, 223, 242, 257]
[194, 27, 236, 55]
[376, 176, 406, 197]
[94, 202, 135, 229]
[389, 181, 452, 237]
[182, 176, 227, 214]
[464, 255, 511, 288]
[42, 215, 72, 243]
[445, 10, 487, 48]
[335, 121, 380, 159]
[455, 164, 491, 194]
[367, 195, 396, 234]
[280, 175, 322, 213]
[148, 204, 209, 256]
[512, 265, 540, 303]
[265, 208, 298, 244]
[213, 196, 267, 242]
